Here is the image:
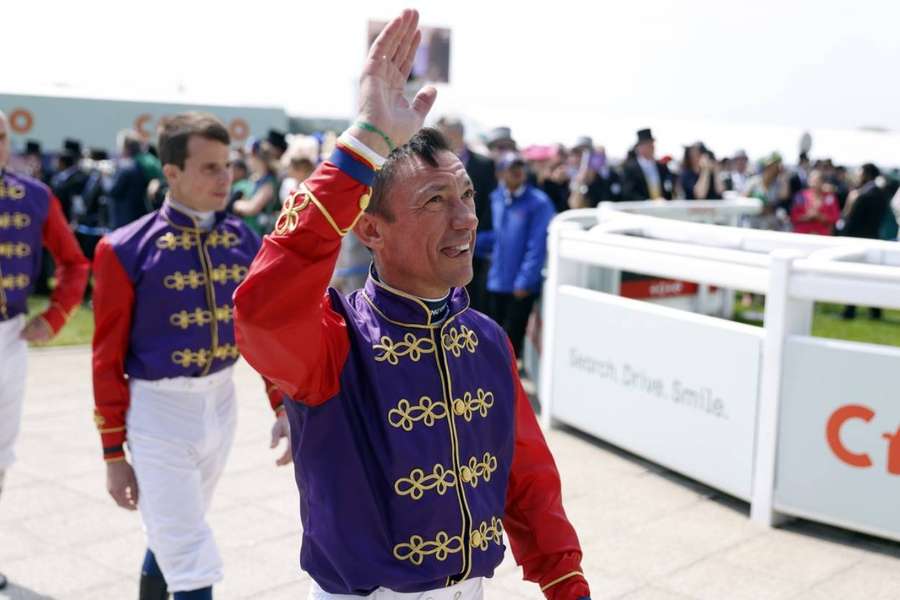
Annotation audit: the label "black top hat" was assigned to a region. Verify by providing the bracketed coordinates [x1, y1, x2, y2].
[25, 140, 42, 155]
[636, 128, 655, 144]
[266, 129, 288, 152]
[89, 148, 109, 161]
[63, 138, 83, 156]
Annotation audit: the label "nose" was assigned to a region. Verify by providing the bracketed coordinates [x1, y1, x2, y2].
[451, 199, 478, 231]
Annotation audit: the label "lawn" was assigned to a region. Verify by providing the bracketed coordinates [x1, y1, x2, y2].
[26, 296, 95, 347]
[734, 300, 900, 348]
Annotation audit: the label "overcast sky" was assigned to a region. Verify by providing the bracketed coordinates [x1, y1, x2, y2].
[4, 0, 900, 156]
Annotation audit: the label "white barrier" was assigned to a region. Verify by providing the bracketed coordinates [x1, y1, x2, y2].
[540, 206, 900, 541]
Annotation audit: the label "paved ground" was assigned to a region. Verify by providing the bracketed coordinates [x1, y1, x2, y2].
[3, 346, 900, 600]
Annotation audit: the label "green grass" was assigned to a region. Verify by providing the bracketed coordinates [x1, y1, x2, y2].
[26, 296, 94, 347]
[735, 299, 900, 348]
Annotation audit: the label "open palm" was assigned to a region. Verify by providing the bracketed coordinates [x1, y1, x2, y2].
[357, 9, 437, 149]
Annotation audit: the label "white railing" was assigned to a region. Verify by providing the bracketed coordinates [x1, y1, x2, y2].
[540, 205, 900, 541]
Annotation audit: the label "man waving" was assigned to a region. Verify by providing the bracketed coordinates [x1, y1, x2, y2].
[234, 10, 590, 600]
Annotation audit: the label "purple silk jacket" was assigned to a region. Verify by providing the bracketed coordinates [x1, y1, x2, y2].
[105, 201, 260, 379]
[284, 275, 517, 594]
[0, 170, 51, 320]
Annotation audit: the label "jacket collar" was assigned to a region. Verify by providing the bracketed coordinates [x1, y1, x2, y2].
[160, 197, 228, 230]
[362, 265, 469, 328]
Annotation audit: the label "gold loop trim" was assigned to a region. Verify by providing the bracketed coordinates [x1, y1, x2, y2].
[441, 325, 478, 358]
[387, 396, 447, 431]
[373, 332, 435, 365]
[163, 265, 248, 290]
[0, 212, 32, 229]
[156, 231, 197, 251]
[453, 388, 494, 422]
[394, 464, 457, 500]
[394, 453, 497, 500]
[274, 187, 311, 235]
[169, 305, 234, 330]
[392, 518, 503, 565]
[0, 273, 30, 290]
[0, 182, 26, 200]
[171, 344, 240, 368]
[0, 242, 31, 258]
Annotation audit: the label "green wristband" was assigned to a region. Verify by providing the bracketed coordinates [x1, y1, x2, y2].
[355, 121, 396, 152]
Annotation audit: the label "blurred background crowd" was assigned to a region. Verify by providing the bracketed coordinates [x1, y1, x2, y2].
[7, 117, 900, 348]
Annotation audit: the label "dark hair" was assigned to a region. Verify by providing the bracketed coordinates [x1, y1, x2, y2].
[861, 162, 880, 182]
[368, 127, 452, 220]
[158, 112, 230, 169]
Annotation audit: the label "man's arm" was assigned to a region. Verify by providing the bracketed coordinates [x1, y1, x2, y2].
[233, 8, 437, 404]
[91, 237, 133, 462]
[28, 195, 89, 338]
[513, 198, 555, 294]
[502, 340, 590, 599]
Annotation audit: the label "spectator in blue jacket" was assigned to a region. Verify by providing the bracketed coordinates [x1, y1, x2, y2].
[480, 153, 555, 358]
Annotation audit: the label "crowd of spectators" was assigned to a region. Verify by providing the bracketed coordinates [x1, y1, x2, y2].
[7, 118, 899, 339]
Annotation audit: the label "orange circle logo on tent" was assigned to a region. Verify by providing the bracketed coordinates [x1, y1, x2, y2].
[9, 108, 34, 134]
[229, 118, 250, 142]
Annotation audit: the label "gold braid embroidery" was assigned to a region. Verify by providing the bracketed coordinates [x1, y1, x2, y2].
[396, 453, 497, 500]
[394, 464, 458, 500]
[0, 242, 30, 258]
[274, 188, 311, 235]
[388, 396, 447, 431]
[0, 273, 30, 290]
[156, 231, 197, 251]
[0, 181, 26, 200]
[441, 325, 479, 358]
[373, 333, 435, 365]
[163, 265, 248, 290]
[464, 453, 498, 488]
[206, 230, 239, 248]
[169, 305, 234, 330]
[0, 212, 31, 229]
[171, 344, 240, 368]
[454, 389, 495, 422]
[393, 531, 463, 566]
[393, 518, 503, 565]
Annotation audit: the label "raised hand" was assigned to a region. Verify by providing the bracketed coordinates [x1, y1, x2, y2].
[352, 9, 438, 153]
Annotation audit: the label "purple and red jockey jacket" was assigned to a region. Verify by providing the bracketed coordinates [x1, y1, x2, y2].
[233, 142, 590, 599]
[91, 201, 282, 462]
[0, 169, 88, 330]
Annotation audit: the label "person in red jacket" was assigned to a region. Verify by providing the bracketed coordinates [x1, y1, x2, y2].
[233, 11, 590, 600]
[0, 110, 89, 590]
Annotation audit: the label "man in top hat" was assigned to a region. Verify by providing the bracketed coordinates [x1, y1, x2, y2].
[92, 112, 286, 600]
[0, 110, 90, 591]
[234, 10, 590, 599]
[51, 138, 89, 221]
[621, 128, 673, 200]
[265, 129, 289, 161]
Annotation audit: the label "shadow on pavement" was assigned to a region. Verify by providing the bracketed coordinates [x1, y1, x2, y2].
[0, 581, 56, 600]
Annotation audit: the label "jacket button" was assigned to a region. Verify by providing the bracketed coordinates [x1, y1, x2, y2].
[359, 193, 371, 211]
[470, 531, 483, 547]
[460, 466, 473, 483]
[453, 399, 466, 416]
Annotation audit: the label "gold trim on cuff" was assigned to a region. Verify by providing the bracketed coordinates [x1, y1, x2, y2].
[540, 570, 585, 592]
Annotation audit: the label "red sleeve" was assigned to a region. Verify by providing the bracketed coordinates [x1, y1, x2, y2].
[825, 196, 841, 226]
[502, 340, 590, 600]
[40, 195, 89, 333]
[234, 159, 372, 405]
[264, 376, 285, 415]
[91, 237, 134, 462]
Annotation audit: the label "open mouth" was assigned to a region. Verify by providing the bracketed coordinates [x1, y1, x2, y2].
[441, 242, 471, 258]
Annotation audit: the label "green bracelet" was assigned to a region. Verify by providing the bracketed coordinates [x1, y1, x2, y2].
[355, 121, 396, 152]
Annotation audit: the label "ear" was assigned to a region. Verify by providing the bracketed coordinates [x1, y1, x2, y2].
[162, 163, 180, 185]
[353, 211, 385, 251]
